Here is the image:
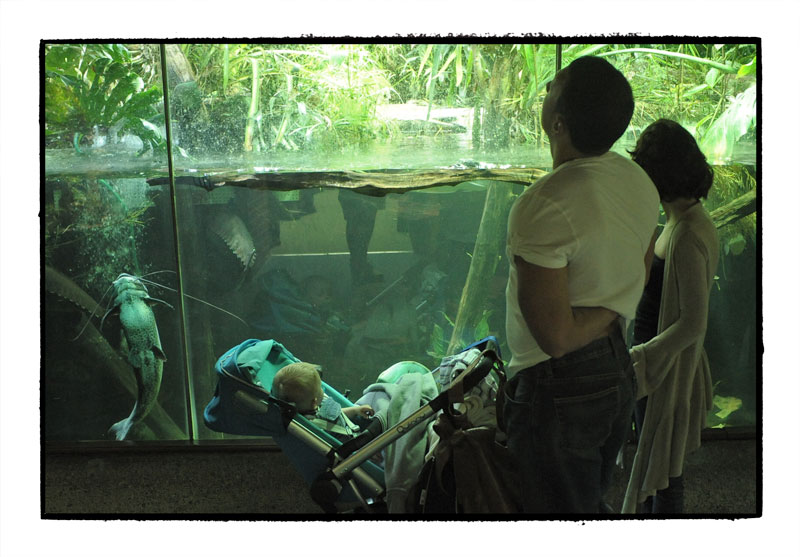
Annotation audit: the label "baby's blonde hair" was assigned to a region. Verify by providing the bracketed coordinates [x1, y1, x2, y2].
[272, 362, 321, 413]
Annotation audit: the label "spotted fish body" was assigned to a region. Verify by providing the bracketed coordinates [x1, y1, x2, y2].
[105, 273, 168, 441]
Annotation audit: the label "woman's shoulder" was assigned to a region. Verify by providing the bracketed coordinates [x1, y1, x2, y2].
[672, 207, 719, 258]
[677, 205, 717, 239]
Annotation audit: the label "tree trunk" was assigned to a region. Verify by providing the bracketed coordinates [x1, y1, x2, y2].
[164, 44, 195, 88]
[447, 181, 516, 354]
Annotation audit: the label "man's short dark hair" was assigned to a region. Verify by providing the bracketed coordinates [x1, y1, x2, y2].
[629, 119, 714, 201]
[556, 56, 634, 154]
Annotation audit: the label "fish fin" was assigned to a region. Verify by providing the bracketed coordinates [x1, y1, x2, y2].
[108, 418, 132, 441]
[152, 345, 167, 361]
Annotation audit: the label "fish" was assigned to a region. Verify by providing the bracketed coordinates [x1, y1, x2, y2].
[102, 273, 171, 441]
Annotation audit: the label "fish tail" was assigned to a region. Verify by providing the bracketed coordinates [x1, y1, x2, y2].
[108, 417, 133, 441]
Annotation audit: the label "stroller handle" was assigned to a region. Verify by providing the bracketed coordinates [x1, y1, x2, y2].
[310, 344, 502, 512]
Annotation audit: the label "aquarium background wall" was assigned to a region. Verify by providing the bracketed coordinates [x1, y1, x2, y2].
[43, 42, 758, 444]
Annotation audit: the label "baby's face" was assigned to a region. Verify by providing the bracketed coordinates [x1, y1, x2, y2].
[309, 375, 324, 411]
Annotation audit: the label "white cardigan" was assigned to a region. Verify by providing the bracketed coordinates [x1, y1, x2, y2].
[622, 202, 720, 513]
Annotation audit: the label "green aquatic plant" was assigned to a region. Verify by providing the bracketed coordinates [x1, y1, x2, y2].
[426, 309, 492, 361]
[713, 394, 743, 420]
[708, 394, 744, 429]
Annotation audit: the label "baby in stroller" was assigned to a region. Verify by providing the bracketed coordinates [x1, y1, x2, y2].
[204, 337, 512, 513]
[272, 362, 375, 440]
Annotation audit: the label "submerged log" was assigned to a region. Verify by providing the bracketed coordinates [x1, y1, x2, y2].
[148, 166, 546, 197]
[446, 181, 517, 354]
[710, 189, 757, 229]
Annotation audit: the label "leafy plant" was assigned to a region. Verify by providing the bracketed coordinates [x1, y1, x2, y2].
[425, 309, 492, 360]
[699, 83, 756, 162]
[45, 44, 165, 154]
[179, 43, 397, 152]
[708, 394, 744, 428]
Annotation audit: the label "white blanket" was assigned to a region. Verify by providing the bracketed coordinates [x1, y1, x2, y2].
[357, 372, 438, 513]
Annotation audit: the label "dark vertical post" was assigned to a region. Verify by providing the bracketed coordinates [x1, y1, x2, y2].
[159, 44, 197, 443]
[556, 43, 562, 72]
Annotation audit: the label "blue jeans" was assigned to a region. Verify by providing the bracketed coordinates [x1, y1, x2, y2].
[503, 329, 634, 513]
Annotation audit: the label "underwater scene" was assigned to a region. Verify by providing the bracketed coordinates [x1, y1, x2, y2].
[43, 43, 757, 443]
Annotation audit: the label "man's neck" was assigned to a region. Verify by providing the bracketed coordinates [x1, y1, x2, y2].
[552, 144, 603, 169]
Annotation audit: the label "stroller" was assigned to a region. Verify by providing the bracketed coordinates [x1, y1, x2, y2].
[203, 336, 507, 514]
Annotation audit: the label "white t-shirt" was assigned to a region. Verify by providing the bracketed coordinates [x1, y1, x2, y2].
[505, 151, 660, 376]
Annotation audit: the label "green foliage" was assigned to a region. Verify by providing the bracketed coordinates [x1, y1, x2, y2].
[44, 178, 142, 293]
[180, 44, 397, 152]
[426, 309, 492, 360]
[45, 43, 758, 229]
[699, 83, 757, 162]
[44, 44, 165, 153]
[707, 394, 744, 429]
[706, 164, 757, 250]
[44, 42, 758, 260]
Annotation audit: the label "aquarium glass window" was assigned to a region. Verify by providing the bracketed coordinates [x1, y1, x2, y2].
[44, 43, 189, 442]
[44, 42, 757, 444]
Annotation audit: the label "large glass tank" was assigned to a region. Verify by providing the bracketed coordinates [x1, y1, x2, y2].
[43, 42, 758, 444]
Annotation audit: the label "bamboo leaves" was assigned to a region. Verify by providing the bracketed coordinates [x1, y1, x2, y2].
[455, 45, 464, 87]
[244, 58, 260, 151]
[222, 44, 230, 94]
[737, 56, 756, 77]
[596, 47, 740, 73]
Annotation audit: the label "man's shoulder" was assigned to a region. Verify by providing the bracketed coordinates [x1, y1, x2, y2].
[524, 152, 656, 199]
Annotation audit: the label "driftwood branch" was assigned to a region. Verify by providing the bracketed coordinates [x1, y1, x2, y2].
[148, 167, 547, 196]
[710, 190, 757, 229]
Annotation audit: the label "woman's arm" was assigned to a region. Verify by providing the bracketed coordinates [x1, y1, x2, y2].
[632, 229, 714, 396]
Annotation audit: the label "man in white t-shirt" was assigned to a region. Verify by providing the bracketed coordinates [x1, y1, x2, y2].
[503, 56, 660, 514]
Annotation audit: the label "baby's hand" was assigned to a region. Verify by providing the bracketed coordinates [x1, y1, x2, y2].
[355, 404, 375, 418]
[343, 404, 375, 419]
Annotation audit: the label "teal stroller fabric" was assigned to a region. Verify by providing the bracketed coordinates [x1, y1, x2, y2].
[203, 338, 386, 501]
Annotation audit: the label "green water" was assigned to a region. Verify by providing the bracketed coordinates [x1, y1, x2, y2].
[43, 139, 758, 443]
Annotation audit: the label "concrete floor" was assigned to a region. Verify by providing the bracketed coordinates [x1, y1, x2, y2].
[605, 438, 759, 515]
[44, 437, 758, 516]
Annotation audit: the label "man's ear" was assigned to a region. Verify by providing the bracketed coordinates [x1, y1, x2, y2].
[552, 114, 565, 134]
